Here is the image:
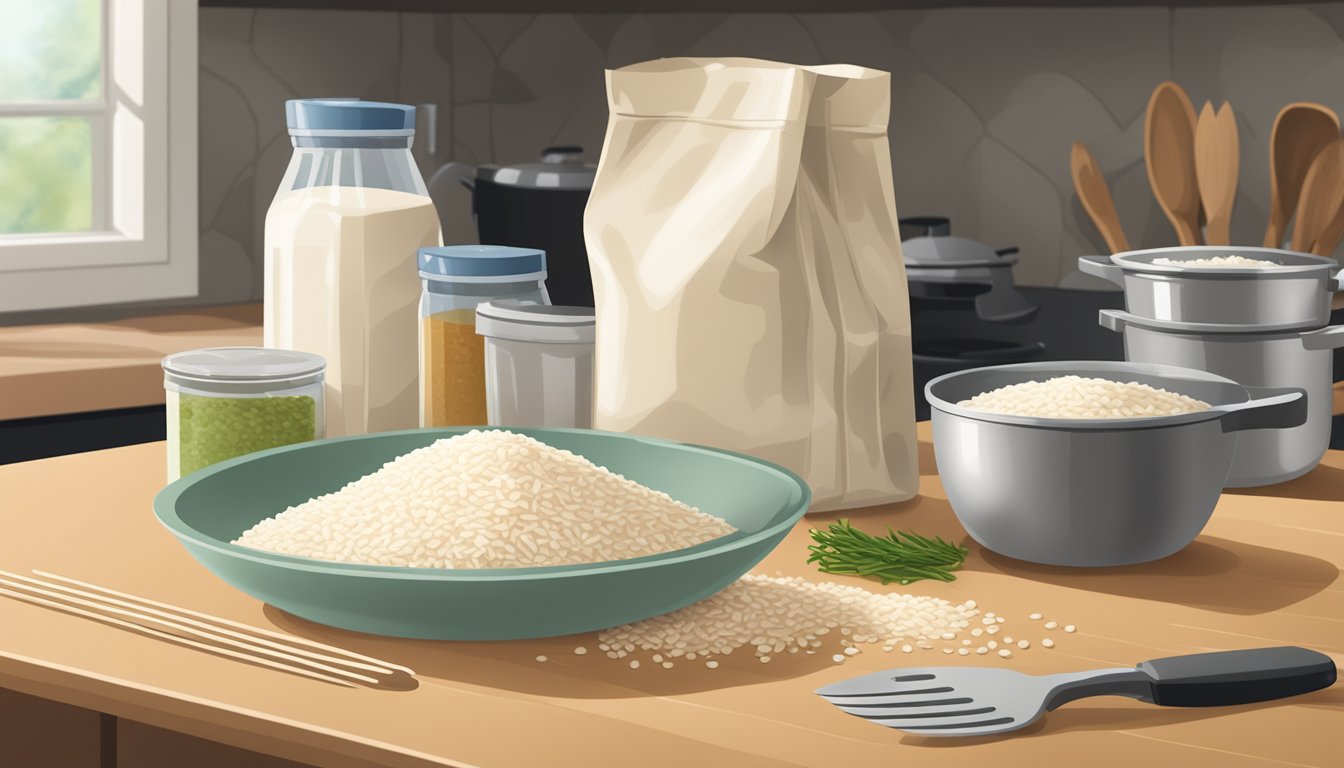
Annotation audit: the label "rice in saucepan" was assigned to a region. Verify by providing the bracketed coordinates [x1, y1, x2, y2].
[959, 376, 1210, 419]
[1152, 254, 1281, 268]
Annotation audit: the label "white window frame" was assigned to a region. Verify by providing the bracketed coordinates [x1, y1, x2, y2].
[0, 0, 197, 312]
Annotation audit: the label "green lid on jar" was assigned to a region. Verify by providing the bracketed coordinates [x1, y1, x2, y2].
[163, 347, 326, 392]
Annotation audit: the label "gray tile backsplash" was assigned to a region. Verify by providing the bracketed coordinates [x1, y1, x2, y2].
[196, 6, 1344, 307]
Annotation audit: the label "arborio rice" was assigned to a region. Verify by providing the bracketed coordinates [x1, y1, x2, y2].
[233, 429, 736, 568]
[1152, 254, 1281, 268]
[597, 574, 980, 663]
[960, 375, 1210, 419]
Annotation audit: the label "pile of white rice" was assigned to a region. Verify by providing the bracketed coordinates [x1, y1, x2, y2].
[597, 574, 980, 664]
[960, 375, 1210, 419]
[233, 429, 736, 568]
[1152, 254, 1281, 268]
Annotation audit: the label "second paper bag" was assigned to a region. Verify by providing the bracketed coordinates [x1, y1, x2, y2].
[584, 58, 918, 512]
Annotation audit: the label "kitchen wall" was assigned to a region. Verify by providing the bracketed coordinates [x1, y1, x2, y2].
[197, 5, 1344, 306]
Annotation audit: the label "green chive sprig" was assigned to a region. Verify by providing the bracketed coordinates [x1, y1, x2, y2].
[807, 520, 968, 585]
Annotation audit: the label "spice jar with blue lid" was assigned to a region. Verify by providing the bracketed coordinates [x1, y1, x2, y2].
[162, 347, 326, 482]
[418, 245, 550, 427]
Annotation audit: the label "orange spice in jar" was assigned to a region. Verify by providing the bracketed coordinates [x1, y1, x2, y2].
[417, 246, 550, 427]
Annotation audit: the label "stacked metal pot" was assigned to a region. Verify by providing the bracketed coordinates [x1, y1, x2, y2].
[1080, 246, 1344, 486]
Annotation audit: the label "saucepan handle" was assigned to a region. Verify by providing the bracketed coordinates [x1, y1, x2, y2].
[1214, 386, 1307, 433]
[1097, 307, 1129, 333]
[1136, 647, 1336, 707]
[1078, 255, 1125, 286]
[1301, 324, 1344, 351]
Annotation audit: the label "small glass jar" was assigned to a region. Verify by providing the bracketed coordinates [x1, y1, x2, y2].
[163, 347, 326, 482]
[419, 246, 549, 427]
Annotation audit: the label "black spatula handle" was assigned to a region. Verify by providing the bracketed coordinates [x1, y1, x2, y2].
[1137, 647, 1336, 707]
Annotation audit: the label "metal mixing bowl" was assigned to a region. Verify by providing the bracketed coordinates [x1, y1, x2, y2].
[926, 361, 1306, 567]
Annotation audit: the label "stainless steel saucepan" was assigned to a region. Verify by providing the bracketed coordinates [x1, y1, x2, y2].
[1100, 309, 1344, 486]
[1079, 246, 1343, 330]
[926, 361, 1306, 567]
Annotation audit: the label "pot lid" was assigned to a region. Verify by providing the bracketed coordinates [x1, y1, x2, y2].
[1108, 246, 1337, 276]
[475, 300, 595, 343]
[476, 146, 595, 190]
[903, 236, 1017, 268]
[162, 347, 326, 385]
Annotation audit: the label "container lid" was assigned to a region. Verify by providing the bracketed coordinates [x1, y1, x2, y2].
[476, 146, 595, 191]
[285, 99, 415, 137]
[902, 236, 1017, 268]
[163, 347, 326, 390]
[419, 245, 547, 281]
[475, 301, 595, 343]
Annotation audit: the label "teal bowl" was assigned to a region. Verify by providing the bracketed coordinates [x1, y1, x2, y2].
[153, 427, 811, 640]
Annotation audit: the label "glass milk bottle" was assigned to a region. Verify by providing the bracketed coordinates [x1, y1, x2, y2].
[264, 99, 443, 436]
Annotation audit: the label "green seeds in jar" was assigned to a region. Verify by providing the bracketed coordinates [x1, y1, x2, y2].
[176, 393, 317, 475]
[162, 347, 326, 481]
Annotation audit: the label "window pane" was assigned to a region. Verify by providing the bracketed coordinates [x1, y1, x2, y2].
[0, 0, 101, 102]
[0, 117, 93, 234]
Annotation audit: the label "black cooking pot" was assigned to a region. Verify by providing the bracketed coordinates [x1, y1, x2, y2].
[450, 146, 596, 307]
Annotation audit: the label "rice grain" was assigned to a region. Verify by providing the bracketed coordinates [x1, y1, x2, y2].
[234, 429, 735, 568]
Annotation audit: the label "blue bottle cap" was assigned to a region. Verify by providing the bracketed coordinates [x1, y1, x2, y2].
[285, 99, 415, 135]
[418, 245, 547, 280]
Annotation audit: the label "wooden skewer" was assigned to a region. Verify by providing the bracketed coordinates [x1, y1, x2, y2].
[32, 569, 415, 676]
[0, 585, 357, 688]
[10, 570, 395, 677]
[0, 572, 380, 685]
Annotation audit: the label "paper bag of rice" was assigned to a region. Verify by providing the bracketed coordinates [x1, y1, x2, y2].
[584, 58, 918, 512]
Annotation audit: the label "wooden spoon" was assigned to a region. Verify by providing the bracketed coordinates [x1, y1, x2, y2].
[1264, 102, 1341, 248]
[1291, 138, 1344, 254]
[1194, 101, 1239, 246]
[1146, 82, 1203, 246]
[1071, 142, 1131, 253]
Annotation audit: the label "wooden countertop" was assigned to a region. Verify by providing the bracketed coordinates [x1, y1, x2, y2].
[0, 423, 1339, 768]
[0, 305, 263, 421]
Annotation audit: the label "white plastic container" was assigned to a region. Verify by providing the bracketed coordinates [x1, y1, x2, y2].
[162, 347, 326, 482]
[474, 301, 595, 428]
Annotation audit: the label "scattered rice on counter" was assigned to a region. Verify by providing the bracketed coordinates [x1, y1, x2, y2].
[959, 376, 1210, 419]
[1152, 254, 1281, 268]
[233, 429, 736, 568]
[596, 574, 980, 663]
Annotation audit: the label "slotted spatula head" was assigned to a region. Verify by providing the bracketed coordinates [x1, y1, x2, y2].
[816, 667, 1056, 736]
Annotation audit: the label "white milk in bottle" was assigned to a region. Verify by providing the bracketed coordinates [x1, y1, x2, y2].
[264, 99, 442, 436]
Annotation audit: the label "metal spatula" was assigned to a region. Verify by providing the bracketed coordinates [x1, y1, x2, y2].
[815, 646, 1335, 737]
